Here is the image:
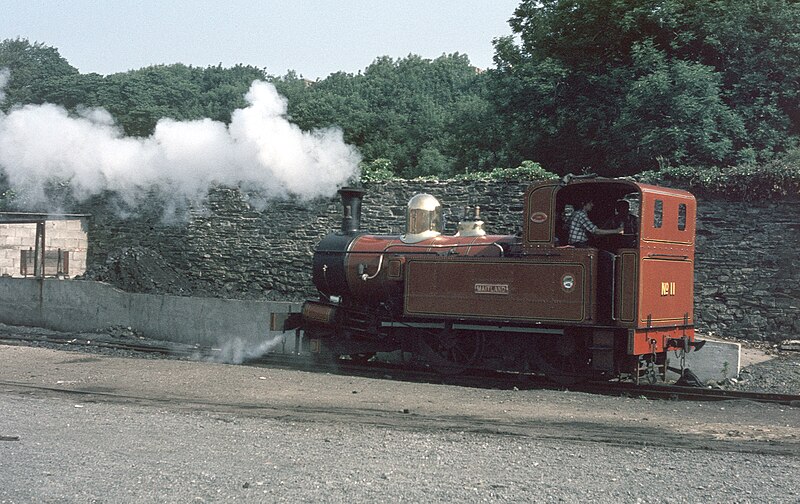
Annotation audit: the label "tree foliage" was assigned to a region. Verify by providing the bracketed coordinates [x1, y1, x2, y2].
[0, 38, 79, 108]
[3, 0, 800, 183]
[490, 0, 800, 175]
[273, 53, 499, 178]
[0, 38, 266, 136]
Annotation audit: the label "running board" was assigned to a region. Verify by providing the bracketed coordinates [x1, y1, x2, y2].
[380, 321, 564, 335]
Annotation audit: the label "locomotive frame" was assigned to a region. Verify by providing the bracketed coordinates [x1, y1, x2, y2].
[296, 177, 701, 383]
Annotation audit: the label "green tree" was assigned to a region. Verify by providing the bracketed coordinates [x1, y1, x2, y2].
[610, 41, 744, 169]
[277, 53, 498, 177]
[95, 63, 266, 136]
[0, 38, 79, 109]
[491, 0, 800, 174]
[196, 64, 267, 123]
[33, 72, 105, 110]
[446, 92, 507, 173]
[0, 39, 267, 136]
[668, 0, 800, 157]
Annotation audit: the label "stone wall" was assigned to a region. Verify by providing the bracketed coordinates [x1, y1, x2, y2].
[76, 181, 799, 342]
[694, 200, 800, 340]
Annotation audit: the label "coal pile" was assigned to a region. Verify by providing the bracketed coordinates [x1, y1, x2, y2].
[83, 246, 194, 296]
[82, 246, 294, 301]
[724, 353, 800, 395]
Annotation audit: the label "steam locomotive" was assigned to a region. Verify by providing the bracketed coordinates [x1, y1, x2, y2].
[295, 176, 702, 383]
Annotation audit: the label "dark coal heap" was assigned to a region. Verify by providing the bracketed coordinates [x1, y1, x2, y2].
[83, 246, 194, 296]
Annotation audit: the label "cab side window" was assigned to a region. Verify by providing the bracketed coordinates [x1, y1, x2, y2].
[653, 199, 663, 229]
[678, 203, 687, 231]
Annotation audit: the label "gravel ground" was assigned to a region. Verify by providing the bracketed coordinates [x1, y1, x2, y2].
[713, 338, 800, 395]
[1, 342, 799, 504]
[1, 393, 797, 504]
[1, 323, 799, 504]
[727, 354, 800, 395]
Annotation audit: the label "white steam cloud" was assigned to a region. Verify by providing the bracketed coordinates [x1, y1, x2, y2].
[0, 78, 361, 208]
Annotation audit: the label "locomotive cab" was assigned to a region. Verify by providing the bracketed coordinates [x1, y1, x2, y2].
[522, 177, 697, 379]
[525, 179, 641, 252]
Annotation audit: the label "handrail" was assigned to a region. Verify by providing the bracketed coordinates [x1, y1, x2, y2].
[647, 253, 689, 260]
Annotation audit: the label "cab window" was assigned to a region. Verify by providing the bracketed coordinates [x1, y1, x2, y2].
[653, 199, 663, 229]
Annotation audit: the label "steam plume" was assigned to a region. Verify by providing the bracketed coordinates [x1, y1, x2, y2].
[208, 334, 286, 364]
[0, 78, 361, 209]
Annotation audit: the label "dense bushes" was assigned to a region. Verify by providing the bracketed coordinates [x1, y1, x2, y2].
[636, 151, 800, 200]
[363, 156, 799, 202]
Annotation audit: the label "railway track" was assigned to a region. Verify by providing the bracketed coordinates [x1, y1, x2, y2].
[311, 358, 800, 407]
[0, 331, 206, 357]
[575, 380, 800, 406]
[2, 331, 798, 407]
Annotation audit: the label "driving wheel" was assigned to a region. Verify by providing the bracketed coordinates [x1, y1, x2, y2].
[416, 328, 484, 374]
[531, 332, 592, 385]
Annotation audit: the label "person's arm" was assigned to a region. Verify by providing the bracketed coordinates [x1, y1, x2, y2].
[593, 226, 624, 236]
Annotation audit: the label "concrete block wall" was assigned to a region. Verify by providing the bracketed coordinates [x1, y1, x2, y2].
[58, 182, 799, 343]
[0, 220, 88, 278]
[0, 223, 33, 276]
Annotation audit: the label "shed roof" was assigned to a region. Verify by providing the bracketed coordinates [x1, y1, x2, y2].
[0, 212, 91, 224]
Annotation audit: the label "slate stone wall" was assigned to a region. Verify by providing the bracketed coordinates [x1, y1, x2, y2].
[79, 182, 799, 342]
[694, 200, 800, 341]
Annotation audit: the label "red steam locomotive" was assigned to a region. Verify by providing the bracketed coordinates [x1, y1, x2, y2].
[297, 176, 702, 383]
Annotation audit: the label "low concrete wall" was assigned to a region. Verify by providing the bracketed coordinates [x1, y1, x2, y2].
[0, 277, 300, 348]
[666, 338, 741, 384]
[0, 278, 744, 382]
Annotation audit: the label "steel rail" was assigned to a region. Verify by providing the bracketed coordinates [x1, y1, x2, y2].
[0, 333, 203, 357]
[577, 381, 800, 406]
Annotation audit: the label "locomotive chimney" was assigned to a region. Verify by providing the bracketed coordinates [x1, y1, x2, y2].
[338, 187, 366, 234]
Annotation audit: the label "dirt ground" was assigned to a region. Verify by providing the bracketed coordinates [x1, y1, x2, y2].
[1, 344, 798, 503]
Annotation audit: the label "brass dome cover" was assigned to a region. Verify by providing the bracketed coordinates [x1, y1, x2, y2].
[402, 193, 443, 243]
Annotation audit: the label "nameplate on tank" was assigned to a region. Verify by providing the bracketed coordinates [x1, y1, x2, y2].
[474, 283, 509, 295]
